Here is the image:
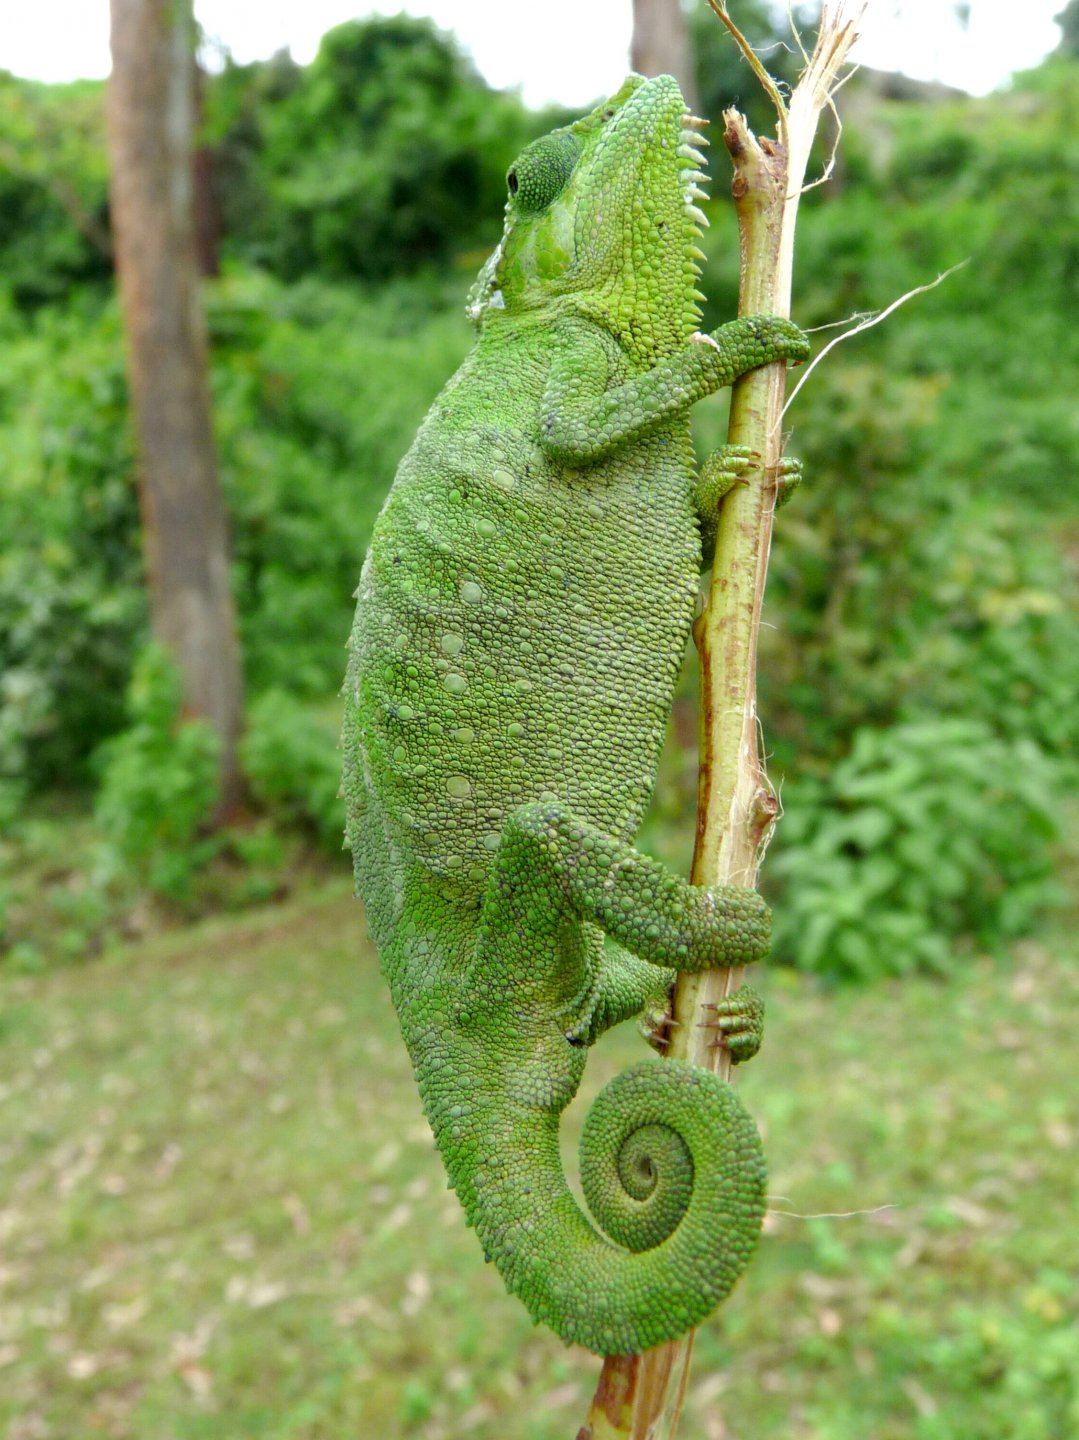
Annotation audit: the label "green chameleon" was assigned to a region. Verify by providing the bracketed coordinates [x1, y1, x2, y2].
[342, 73, 809, 1355]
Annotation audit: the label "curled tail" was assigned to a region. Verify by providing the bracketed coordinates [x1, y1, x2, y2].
[466, 1058, 766, 1355]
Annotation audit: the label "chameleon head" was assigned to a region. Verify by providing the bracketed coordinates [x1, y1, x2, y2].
[466, 74, 710, 358]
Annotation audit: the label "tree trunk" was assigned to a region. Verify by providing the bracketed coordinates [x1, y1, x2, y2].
[107, 0, 243, 814]
[631, 0, 699, 112]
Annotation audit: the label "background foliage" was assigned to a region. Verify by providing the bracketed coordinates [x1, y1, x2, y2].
[2, 13, 1077, 972]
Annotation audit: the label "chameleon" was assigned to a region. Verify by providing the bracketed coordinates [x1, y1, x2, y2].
[342, 73, 809, 1355]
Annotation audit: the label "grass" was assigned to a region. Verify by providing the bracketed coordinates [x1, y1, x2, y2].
[1, 882, 1077, 1439]
[0, 800, 341, 972]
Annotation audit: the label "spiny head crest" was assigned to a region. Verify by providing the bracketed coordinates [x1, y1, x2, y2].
[466, 75, 711, 359]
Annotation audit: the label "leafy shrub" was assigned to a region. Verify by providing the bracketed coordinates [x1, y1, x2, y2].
[0, 301, 145, 792]
[207, 15, 541, 281]
[94, 646, 221, 902]
[0, 272, 470, 794]
[769, 719, 1063, 980]
[208, 269, 472, 698]
[0, 74, 112, 311]
[756, 360, 1079, 774]
[4, 37, 1079, 984]
[905, 522, 1079, 769]
[240, 689, 345, 851]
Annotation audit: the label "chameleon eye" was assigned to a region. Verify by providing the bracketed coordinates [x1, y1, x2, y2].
[506, 132, 581, 213]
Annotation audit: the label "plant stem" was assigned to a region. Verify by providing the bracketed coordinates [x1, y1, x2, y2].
[579, 6, 867, 1436]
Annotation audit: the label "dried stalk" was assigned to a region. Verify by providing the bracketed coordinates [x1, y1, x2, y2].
[579, 6, 868, 1438]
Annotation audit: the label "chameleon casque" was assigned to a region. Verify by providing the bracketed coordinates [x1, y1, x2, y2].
[342, 73, 809, 1355]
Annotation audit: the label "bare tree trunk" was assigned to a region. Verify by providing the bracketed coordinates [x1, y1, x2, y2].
[631, 0, 699, 112]
[107, 0, 243, 813]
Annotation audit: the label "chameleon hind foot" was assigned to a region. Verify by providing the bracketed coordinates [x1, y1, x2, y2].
[697, 446, 804, 563]
[700, 984, 765, 1064]
[639, 994, 679, 1053]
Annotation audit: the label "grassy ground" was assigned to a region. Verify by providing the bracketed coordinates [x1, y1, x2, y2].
[1, 883, 1077, 1440]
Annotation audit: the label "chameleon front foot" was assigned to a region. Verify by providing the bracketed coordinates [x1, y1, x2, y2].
[697, 444, 804, 513]
[696, 447, 804, 563]
[700, 984, 764, 1064]
[773, 454, 804, 509]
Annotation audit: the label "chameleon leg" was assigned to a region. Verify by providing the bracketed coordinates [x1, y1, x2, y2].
[581, 950, 766, 1064]
[490, 799, 770, 977]
[464, 799, 768, 1048]
[488, 804, 769, 1056]
[575, 944, 675, 1046]
[541, 317, 809, 465]
[530, 942, 764, 1061]
[775, 455, 805, 509]
[696, 445, 805, 564]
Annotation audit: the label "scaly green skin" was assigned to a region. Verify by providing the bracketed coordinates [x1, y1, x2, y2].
[342, 74, 809, 1355]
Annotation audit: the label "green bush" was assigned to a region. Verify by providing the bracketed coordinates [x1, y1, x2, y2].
[0, 272, 470, 793]
[94, 645, 221, 902]
[769, 719, 1063, 980]
[0, 74, 111, 311]
[756, 364, 1079, 773]
[209, 268, 472, 698]
[0, 300, 144, 792]
[240, 689, 344, 850]
[207, 15, 541, 281]
[901, 509, 1079, 767]
[3, 36, 1079, 974]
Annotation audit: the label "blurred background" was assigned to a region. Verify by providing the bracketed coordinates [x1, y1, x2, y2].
[1, 2, 1076, 1436]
